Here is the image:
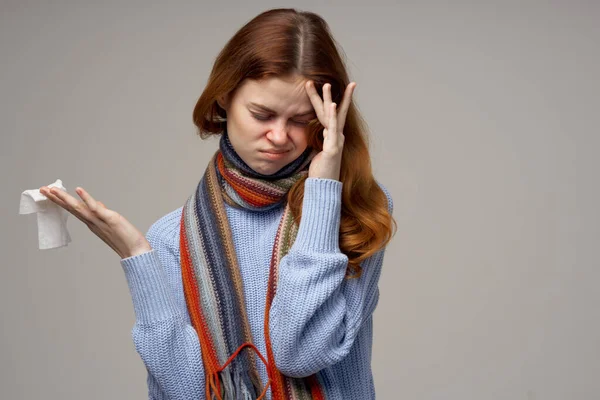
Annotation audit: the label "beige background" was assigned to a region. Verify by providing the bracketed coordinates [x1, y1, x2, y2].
[2, 1, 599, 399]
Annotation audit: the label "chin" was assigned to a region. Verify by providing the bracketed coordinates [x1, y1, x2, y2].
[246, 149, 305, 175]
[249, 158, 290, 176]
[252, 164, 281, 176]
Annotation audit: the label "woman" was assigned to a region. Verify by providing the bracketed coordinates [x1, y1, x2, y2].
[40, 8, 396, 400]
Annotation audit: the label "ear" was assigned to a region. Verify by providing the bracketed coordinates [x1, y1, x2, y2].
[216, 94, 230, 111]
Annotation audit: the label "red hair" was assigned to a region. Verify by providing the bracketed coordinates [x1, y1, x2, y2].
[193, 8, 396, 277]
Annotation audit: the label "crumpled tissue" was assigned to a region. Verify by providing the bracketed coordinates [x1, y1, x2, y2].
[19, 179, 71, 250]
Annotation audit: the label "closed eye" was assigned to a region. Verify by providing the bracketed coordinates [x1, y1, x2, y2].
[292, 120, 311, 126]
[252, 113, 272, 121]
[251, 113, 311, 126]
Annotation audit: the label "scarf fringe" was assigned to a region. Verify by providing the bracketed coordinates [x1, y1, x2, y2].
[207, 342, 271, 400]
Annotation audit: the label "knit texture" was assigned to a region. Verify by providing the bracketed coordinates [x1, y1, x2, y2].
[121, 178, 393, 399]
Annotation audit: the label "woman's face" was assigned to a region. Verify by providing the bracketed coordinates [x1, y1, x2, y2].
[218, 74, 316, 175]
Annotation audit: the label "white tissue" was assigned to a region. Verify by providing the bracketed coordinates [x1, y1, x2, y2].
[19, 179, 72, 250]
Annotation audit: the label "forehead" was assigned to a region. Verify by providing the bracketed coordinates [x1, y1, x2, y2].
[235, 75, 312, 111]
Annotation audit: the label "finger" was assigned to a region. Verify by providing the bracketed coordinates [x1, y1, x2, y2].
[326, 103, 337, 146]
[75, 187, 107, 221]
[41, 187, 69, 209]
[41, 188, 89, 225]
[49, 187, 99, 224]
[323, 83, 332, 124]
[305, 81, 325, 123]
[337, 82, 356, 131]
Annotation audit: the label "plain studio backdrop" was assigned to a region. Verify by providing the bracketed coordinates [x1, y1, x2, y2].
[1, 1, 598, 399]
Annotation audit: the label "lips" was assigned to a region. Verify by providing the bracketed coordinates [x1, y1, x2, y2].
[261, 150, 289, 154]
[260, 149, 290, 160]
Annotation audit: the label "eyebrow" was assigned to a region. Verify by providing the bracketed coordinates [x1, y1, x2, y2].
[248, 102, 315, 117]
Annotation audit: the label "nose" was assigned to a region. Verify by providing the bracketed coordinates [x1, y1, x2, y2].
[266, 121, 289, 146]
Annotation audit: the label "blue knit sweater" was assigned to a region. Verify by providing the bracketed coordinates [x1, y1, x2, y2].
[120, 177, 393, 399]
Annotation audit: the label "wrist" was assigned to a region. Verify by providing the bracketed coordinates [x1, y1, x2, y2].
[308, 168, 341, 181]
[125, 243, 153, 258]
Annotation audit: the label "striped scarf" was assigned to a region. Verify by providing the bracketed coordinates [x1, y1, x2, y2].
[180, 130, 326, 399]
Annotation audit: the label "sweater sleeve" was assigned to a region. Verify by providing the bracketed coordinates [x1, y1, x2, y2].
[120, 218, 206, 399]
[268, 177, 394, 378]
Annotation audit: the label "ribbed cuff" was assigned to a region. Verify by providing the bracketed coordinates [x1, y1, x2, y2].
[120, 250, 181, 324]
[293, 177, 343, 252]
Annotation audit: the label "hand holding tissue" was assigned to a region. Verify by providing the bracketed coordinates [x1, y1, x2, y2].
[19, 179, 71, 250]
[19, 180, 152, 258]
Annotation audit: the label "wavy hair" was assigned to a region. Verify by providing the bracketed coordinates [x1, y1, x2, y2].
[193, 8, 396, 277]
